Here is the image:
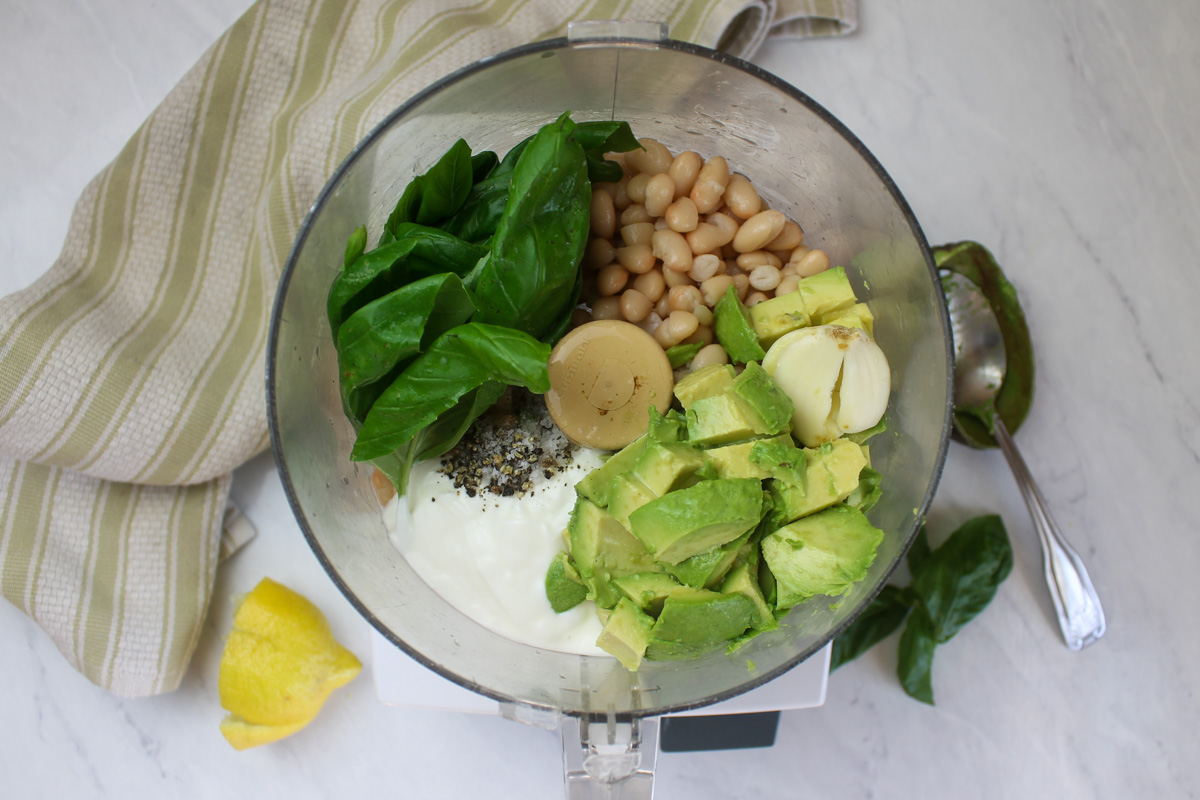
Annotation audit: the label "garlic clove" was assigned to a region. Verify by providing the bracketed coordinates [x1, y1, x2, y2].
[763, 326, 844, 447]
[836, 330, 891, 434]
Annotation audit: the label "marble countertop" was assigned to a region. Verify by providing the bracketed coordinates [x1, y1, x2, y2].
[3, 1, 1198, 797]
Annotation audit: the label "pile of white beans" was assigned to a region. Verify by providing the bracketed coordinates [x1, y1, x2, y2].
[574, 138, 831, 370]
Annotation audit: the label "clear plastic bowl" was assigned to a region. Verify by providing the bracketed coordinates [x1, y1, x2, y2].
[267, 32, 952, 723]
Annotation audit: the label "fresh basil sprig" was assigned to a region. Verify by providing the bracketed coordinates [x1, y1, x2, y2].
[830, 514, 1013, 704]
[328, 113, 641, 496]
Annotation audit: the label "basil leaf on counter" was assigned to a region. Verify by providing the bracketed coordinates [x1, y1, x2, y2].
[897, 606, 938, 705]
[351, 323, 551, 461]
[335, 273, 477, 423]
[830, 584, 914, 671]
[327, 225, 488, 333]
[829, 515, 1012, 706]
[911, 514, 1013, 644]
[469, 112, 591, 339]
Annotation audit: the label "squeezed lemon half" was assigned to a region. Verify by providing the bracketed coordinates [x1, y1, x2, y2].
[218, 577, 361, 750]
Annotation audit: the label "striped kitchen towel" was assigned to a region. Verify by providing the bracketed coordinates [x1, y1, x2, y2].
[0, 0, 858, 697]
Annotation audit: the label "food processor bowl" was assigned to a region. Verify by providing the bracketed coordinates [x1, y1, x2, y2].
[268, 21, 952, 794]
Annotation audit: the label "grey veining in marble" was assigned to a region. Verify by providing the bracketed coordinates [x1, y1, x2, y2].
[2, 1, 1198, 798]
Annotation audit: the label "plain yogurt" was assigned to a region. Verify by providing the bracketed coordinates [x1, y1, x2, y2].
[384, 449, 608, 656]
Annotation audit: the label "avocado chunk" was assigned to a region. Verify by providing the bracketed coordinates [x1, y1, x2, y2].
[720, 562, 777, 632]
[748, 289, 811, 348]
[685, 393, 760, 446]
[728, 361, 794, 436]
[645, 590, 757, 660]
[663, 528, 753, 589]
[631, 441, 709, 496]
[767, 439, 867, 526]
[714, 285, 766, 363]
[627, 478, 765, 565]
[818, 301, 874, 336]
[545, 551, 588, 613]
[797, 266, 858, 321]
[705, 436, 785, 480]
[596, 598, 655, 671]
[567, 497, 661, 610]
[762, 504, 885, 610]
[575, 436, 646, 507]
[607, 474, 659, 530]
[673, 363, 736, 411]
[647, 406, 688, 444]
[612, 572, 693, 615]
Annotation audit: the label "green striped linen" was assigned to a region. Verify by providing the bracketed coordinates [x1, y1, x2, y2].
[0, 0, 857, 697]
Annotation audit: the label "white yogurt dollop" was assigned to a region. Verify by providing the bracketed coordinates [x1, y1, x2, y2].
[383, 449, 608, 656]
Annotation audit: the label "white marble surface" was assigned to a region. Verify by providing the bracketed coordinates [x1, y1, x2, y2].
[3, 1, 1198, 797]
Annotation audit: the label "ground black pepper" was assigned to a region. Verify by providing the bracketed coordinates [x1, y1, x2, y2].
[438, 390, 577, 500]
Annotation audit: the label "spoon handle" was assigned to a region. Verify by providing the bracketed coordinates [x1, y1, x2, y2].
[991, 417, 1106, 650]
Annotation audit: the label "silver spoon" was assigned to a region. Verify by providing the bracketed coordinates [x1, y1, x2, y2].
[942, 269, 1105, 651]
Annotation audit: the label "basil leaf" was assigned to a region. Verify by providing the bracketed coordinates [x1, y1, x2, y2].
[343, 225, 367, 269]
[897, 607, 938, 704]
[382, 138, 474, 240]
[335, 273, 477, 423]
[441, 138, 532, 244]
[910, 514, 1012, 643]
[327, 225, 488, 333]
[470, 112, 590, 339]
[470, 150, 499, 182]
[351, 323, 551, 461]
[830, 584, 914, 670]
[665, 342, 704, 369]
[413, 381, 506, 462]
[574, 120, 641, 183]
[906, 525, 932, 576]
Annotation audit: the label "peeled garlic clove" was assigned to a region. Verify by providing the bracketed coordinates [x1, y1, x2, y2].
[763, 326, 844, 447]
[836, 330, 890, 434]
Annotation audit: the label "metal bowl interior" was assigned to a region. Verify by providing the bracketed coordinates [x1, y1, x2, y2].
[267, 37, 953, 718]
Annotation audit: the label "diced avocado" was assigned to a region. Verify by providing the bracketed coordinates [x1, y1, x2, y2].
[545, 551, 588, 613]
[567, 496, 659, 580]
[818, 301, 874, 337]
[846, 416, 887, 445]
[596, 598, 655, 671]
[797, 266, 858, 321]
[748, 289, 811, 348]
[664, 528, 754, 589]
[575, 436, 645, 507]
[627, 478, 765, 565]
[729, 362, 794, 436]
[673, 363, 736, 411]
[714, 285, 766, 363]
[613, 572, 693, 615]
[686, 393, 761, 446]
[607, 475, 659, 530]
[705, 435, 790, 480]
[631, 441, 708, 496]
[762, 504, 885, 611]
[845, 466, 883, 513]
[648, 591, 757, 651]
[646, 406, 688, 445]
[767, 439, 868, 525]
[720, 562, 777, 632]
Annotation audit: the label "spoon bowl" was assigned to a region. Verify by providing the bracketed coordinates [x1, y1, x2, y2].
[941, 269, 1105, 651]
